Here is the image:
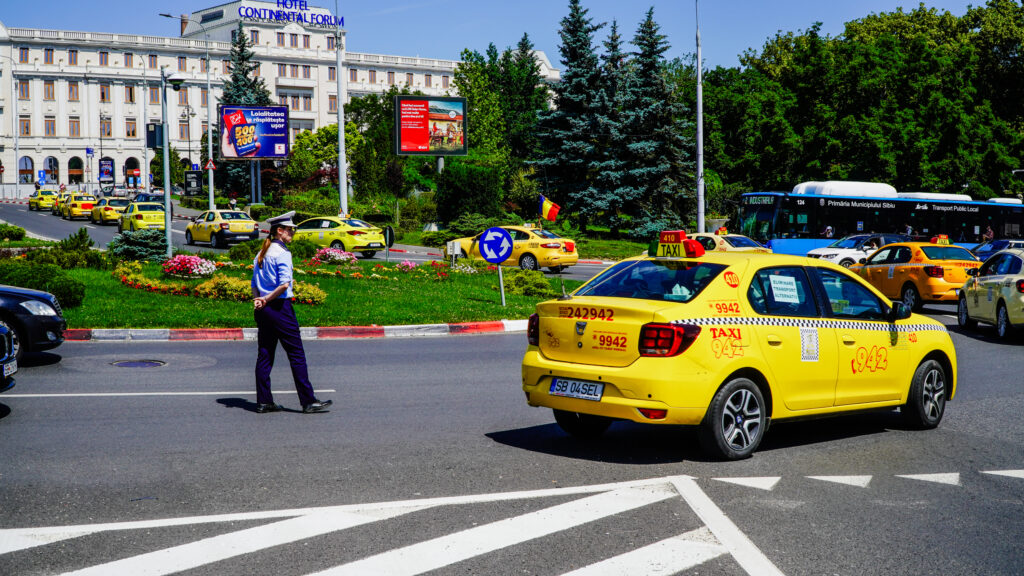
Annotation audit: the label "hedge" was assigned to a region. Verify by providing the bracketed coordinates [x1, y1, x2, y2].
[0, 260, 86, 307]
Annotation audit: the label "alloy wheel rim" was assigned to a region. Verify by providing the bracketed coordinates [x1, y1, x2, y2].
[958, 299, 968, 325]
[998, 308, 1008, 336]
[722, 389, 761, 450]
[921, 368, 945, 422]
[903, 288, 916, 309]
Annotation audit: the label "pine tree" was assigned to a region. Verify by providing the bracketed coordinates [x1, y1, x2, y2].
[498, 34, 549, 161]
[616, 8, 694, 238]
[534, 0, 605, 229]
[592, 20, 629, 233]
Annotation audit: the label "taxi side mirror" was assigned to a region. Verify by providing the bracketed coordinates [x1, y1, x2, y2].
[888, 302, 912, 322]
[966, 268, 978, 277]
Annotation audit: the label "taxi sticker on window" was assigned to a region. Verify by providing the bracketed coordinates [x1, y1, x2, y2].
[591, 330, 628, 351]
[831, 300, 850, 314]
[800, 327, 819, 362]
[710, 327, 745, 359]
[852, 346, 888, 373]
[559, 306, 614, 321]
[769, 275, 800, 303]
[707, 300, 742, 316]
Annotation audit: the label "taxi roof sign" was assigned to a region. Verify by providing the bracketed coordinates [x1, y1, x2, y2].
[657, 230, 705, 258]
[930, 234, 951, 245]
[715, 227, 729, 236]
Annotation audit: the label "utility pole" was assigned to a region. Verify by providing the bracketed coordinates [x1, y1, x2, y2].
[695, 0, 706, 233]
[335, 0, 348, 216]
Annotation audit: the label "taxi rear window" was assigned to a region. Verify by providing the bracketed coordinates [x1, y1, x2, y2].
[533, 230, 562, 239]
[343, 219, 372, 228]
[136, 204, 165, 212]
[722, 235, 761, 248]
[920, 246, 976, 261]
[576, 260, 726, 303]
[221, 211, 252, 220]
[108, 199, 130, 207]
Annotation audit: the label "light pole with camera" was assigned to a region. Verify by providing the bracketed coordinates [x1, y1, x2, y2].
[180, 104, 196, 172]
[161, 66, 186, 258]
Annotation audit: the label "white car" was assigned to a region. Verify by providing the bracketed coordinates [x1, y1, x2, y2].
[806, 233, 911, 267]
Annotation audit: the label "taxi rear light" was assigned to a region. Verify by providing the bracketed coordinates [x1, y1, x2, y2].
[135, 214, 143, 220]
[639, 323, 701, 357]
[527, 313, 539, 346]
[541, 242, 561, 249]
[564, 240, 575, 252]
[923, 265, 944, 278]
[103, 207, 113, 211]
[220, 223, 230, 229]
[1017, 280, 1024, 294]
[347, 230, 366, 236]
[638, 408, 667, 420]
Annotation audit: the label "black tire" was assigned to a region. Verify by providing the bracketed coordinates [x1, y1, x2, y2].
[330, 240, 344, 249]
[996, 302, 1014, 340]
[0, 316, 24, 364]
[839, 259, 855, 268]
[185, 230, 194, 246]
[211, 232, 222, 249]
[901, 283, 922, 312]
[117, 221, 123, 234]
[902, 359, 947, 429]
[361, 251, 376, 259]
[699, 377, 766, 460]
[519, 253, 539, 271]
[957, 296, 977, 329]
[553, 409, 612, 440]
[548, 266, 565, 273]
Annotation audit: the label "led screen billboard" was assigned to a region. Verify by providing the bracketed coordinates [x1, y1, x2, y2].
[218, 105, 290, 160]
[393, 96, 467, 156]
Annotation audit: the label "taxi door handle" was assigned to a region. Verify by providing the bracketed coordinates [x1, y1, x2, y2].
[841, 335, 856, 346]
[766, 335, 783, 346]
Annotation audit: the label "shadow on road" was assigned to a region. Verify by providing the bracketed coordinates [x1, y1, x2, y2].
[216, 397, 303, 413]
[758, 411, 900, 452]
[0, 403, 10, 420]
[20, 352, 62, 368]
[487, 421, 704, 464]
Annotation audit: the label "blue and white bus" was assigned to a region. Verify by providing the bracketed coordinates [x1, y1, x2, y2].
[738, 181, 1024, 255]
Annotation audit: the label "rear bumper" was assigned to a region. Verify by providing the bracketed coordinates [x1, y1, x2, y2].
[539, 253, 579, 267]
[219, 231, 259, 243]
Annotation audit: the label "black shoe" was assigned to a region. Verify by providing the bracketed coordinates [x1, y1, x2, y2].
[302, 399, 332, 414]
[256, 403, 283, 413]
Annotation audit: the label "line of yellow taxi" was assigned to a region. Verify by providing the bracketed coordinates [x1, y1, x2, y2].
[118, 202, 166, 233]
[27, 189, 58, 211]
[60, 194, 98, 220]
[90, 198, 131, 224]
[521, 230, 957, 460]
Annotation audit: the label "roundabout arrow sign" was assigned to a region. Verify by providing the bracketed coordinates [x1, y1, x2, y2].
[479, 227, 513, 264]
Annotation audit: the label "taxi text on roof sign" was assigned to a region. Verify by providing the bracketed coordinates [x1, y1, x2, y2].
[656, 230, 705, 258]
[931, 234, 951, 245]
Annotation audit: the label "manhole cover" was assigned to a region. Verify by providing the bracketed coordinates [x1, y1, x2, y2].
[110, 360, 167, 368]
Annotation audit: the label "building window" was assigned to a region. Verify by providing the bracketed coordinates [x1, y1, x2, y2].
[125, 85, 135, 103]
[253, 63, 260, 77]
[250, 29, 259, 44]
[302, 65, 310, 79]
[68, 49, 78, 65]
[425, 74, 432, 88]
[387, 71, 395, 85]
[328, 66, 336, 81]
[149, 86, 160, 104]
[18, 47, 28, 63]
[327, 36, 336, 50]
[99, 51, 109, 66]
[17, 80, 29, 100]
[279, 94, 287, 106]
[291, 95, 299, 110]
[68, 81, 79, 101]
[290, 64, 298, 77]
[149, 54, 158, 69]
[99, 83, 110, 102]
[328, 95, 337, 112]
[277, 32, 285, 46]
[69, 117, 80, 137]
[45, 117, 56, 137]
[178, 87, 188, 105]
[278, 63, 287, 77]
[406, 73, 413, 86]
[303, 35, 310, 48]
[19, 117, 30, 136]
[200, 57, 207, 73]
[230, 30, 237, 42]
[179, 121, 190, 141]
[43, 80, 55, 101]
[44, 48, 53, 65]
[126, 119, 137, 138]
[100, 117, 111, 137]
[290, 33, 298, 48]
[201, 122, 208, 134]
[303, 95, 311, 111]
[222, 60, 230, 74]
[178, 56, 187, 72]
[350, 68, 357, 82]
[201, 88, 208, 107]
[124, 52, 133, 68]
[442, 75, 449, 89]
[369, 70, 376, 84]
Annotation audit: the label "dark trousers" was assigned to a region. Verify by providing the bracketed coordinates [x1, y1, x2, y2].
[255, 298, 317, 407]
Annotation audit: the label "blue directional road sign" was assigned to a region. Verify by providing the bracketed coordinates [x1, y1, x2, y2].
[479, 227, 513, 264]
[37, 170, 46, 183]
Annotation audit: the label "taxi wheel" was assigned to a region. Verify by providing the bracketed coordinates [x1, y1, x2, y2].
[902, 359, 946, 429]
[519, 253, 539, 271]
[996, 303, 1014, 339]
[361, 251, 376, 259]
[211, 233, 223, 249]
[901, 284, 922, 312]
[553, 409, 612, 440]
[699, 378, 766, 460]
[185, 230, 194, 246]
[330, 241, 344, 249]
[957, 296, 977, 330]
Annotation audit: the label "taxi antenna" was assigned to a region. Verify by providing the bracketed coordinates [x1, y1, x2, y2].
[558, 275, 571, 300]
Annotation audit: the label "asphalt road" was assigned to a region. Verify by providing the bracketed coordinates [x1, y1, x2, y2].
[1, 305, 1022, 575]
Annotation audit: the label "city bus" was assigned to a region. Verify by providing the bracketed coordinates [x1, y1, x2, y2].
[738, 181, 1024, 255]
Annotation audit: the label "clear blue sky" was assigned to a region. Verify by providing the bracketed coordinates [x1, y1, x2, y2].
[1, 1, 979, 69]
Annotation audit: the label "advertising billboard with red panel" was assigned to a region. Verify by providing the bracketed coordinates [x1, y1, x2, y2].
[393, 95, 467, 156]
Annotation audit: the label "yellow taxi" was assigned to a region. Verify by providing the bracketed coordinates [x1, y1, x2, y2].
[293, 216, 387, 258]
[118, 202, 166, 233]
[90, 197, 131, 224]
[958, 248, 1024, 339]
[445, 225, 579, 271]
[28, 189, 57, 211]
[521, 230, 957, 460]
[849, 236, 980, 312]
[60, 194, 97, 220]
[185, 210, 259, 248]
[690, 228, 772, 254]
[50, 191, 73, 215]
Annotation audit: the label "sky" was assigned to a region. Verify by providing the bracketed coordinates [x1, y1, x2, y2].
[0, 0, 982, 69]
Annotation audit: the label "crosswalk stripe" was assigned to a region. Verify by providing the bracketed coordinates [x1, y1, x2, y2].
[806, 475, 873, 488]
[714, 476, 781, 491]
[305, 485, 677, 576]
[981, 469, 1024, 479]
[59, 506, 430, 576]
[559, 527, 727, 575]
[896, 473, 961, 486]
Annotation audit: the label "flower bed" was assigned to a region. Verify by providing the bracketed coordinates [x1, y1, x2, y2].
[115, 261, 328, 305]
[162, 254, 217, 279]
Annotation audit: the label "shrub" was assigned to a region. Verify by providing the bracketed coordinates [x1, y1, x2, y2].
[288, 239, 319, 260]
[501, 269, 558, 298]
[229, 238, 263, 262]
[435, 155, 505, 223]
[293, 281, 328, 305]
[194, 275, 251, 301]
[0, 260, 86, 308]
[24, 248, 107, 270]
[421, 230, 461, 247]
[58, 227, 95, 252]
[0, 224, 26, 242]
[108, 229, 169, 262]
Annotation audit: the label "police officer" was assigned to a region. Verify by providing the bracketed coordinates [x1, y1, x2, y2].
[251, 211, 332, 414]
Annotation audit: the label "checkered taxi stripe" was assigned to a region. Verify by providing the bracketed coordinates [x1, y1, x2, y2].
[670, 317, 947, 333]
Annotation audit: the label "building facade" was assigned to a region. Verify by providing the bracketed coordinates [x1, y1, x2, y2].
[0, 0, 559, 192]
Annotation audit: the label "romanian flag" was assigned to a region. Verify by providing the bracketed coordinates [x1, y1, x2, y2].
[539, 195, 560, 222]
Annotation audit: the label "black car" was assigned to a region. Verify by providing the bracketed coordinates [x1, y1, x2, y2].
[0, 285, 66, 363]
[0, 325, 14, 394]
[971, 239, 1024, 262]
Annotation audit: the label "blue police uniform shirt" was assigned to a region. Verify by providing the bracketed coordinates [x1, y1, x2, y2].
[252, 241, 294, 299]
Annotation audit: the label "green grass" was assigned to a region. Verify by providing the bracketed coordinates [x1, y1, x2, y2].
[0, 239, 58, 249]
[577, 238, 647, 261]
[64, 264, 583, 328]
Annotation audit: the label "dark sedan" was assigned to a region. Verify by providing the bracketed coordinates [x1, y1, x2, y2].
[971, 239, 1024, 262]
[0, 324, 17, 393]
[0, 285, 66, 363]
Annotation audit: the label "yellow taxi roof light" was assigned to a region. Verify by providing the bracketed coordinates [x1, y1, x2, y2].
[657, 230, 705, 258]
[930, 234, 951, 245]
[715, 227, 729, 235]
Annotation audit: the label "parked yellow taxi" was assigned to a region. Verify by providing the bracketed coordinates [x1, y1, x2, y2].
[118, 202, 166, 233]
[521, 230, 957, 459]
[50, 191, 72, 215]
[90, 197, 130, 224]
[293, 216, 387, 258]
[445, 225, 579, 271]
[185, 210, 259, 248]
[849, 237, 980, 311]
[958, 248, 1024, 339]
[690, 229, 772, 254]
[28, 190, 57, 211]
[60, 194, 97, 220]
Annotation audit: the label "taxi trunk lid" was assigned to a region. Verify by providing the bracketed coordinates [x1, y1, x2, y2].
[535, 297, 675, 367]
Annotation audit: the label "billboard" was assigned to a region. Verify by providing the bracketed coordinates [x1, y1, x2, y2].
[184, 170, 203, 195]
[218, 105, 290, 160]
[394, 96, 467, 156]
[98, 159, 114, 182]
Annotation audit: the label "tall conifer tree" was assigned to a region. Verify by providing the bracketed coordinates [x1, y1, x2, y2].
[592, 21, 629, 233]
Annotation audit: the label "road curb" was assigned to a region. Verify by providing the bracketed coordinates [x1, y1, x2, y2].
[64, 320, 527, 342]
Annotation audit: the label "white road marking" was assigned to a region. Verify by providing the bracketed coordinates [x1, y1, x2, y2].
[896, 473, 961, 486]
[3, 389, 336, 398]
[981, 469, 1024, 479]
[560, 527, 727, 576]
[307, 485, 677, 576]
[670, 476, 786, 576]
[714, 476, 781, 491]
[807, 475, 872, 488]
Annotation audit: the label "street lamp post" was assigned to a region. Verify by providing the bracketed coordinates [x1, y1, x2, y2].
[160, 13, 215, 210]
[160, 67, 185, 259]
[99, 113, 109, 190]
[1, 53, 20, 191]
[334, 0, 348, 216]
[180, 104, 196, 171]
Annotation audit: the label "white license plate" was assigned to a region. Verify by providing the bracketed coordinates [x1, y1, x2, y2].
[549, 378, 604, 401]
[4, 359, 17, 377]
[368, 243, 383, 248]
